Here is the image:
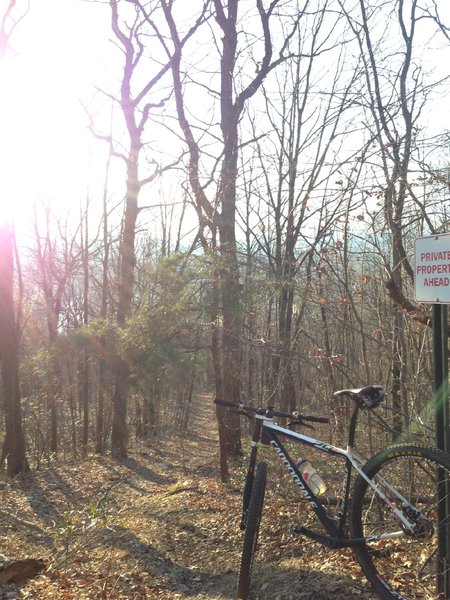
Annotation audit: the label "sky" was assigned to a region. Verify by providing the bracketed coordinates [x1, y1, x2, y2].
[0, 0, 113, 233]
[1, 0, 450, 245]
[0, 0, 201, 247]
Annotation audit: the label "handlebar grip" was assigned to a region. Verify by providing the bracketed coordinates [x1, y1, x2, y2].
[301, 415, 329, 424]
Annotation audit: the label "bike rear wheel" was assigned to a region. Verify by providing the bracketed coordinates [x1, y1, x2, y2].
[350, 444, 450, 600]
[237, 461, 267, 600]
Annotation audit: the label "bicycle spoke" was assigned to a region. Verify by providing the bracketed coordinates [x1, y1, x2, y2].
[351, 444, 450, 600]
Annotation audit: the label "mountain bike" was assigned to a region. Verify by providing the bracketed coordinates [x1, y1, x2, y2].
[215, 385, 450, 600]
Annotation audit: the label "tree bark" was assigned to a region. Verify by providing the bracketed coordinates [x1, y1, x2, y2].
[0, 225, 28, 476]
[111, 166, 139, 457]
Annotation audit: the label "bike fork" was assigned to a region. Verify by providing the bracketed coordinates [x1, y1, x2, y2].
[241, 436, 261, 529]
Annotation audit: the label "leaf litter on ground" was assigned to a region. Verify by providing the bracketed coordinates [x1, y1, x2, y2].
[0, 394, 378, 599]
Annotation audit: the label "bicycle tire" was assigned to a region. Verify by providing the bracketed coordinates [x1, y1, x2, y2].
[350, 444, 450, 600]
[237, 461, 267, 600]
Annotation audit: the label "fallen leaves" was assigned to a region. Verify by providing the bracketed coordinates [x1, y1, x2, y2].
[0, 394, 380, 599]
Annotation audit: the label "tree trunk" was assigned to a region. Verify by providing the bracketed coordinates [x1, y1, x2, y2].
[111, 360, 129, 457]
[95, 358, 106, 454]
[81, 198, 90, 455]
[0, 225, 28, 476]
[96, 158, 111, 454]
[218, 173, 242, 456]
[110, 142, 140, 458]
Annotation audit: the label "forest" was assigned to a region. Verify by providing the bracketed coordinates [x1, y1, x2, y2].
[0, 0, 450, 598]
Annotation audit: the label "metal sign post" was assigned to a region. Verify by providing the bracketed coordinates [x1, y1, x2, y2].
[432, 304, 450, 598]
[415, 234, 450, 596]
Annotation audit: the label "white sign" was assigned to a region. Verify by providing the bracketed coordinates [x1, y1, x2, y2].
[415, 233, 450, 303]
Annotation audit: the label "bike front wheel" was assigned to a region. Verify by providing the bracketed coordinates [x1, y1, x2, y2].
[350, 444, 450, 600]
[237, 461, 267, 600]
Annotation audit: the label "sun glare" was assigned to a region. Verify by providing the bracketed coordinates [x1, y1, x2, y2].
[0, 0, 112, 238]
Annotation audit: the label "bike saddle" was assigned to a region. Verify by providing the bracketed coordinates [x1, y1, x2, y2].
[333, 384, 385, 409]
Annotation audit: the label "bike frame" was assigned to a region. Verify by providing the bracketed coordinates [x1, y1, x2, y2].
[242, 409, 413, 547]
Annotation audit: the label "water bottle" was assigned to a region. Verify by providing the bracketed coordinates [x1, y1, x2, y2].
[298, 459, 326, 496]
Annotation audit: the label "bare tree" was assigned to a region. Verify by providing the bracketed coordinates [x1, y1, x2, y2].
[31, 208, 82, 453]
[339, 0, 449, 435]
[0, 224, 28, 475]
[90, 0, 210, 457]
[245, 7, 360, 411]
[0, 0, 31, 475]
[0, 0, 28, 58]
[162, 0, 305, 478]
[80, 198, 90, 456]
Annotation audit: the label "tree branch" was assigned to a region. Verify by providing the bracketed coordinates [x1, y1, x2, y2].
[385, 278, 432, 329]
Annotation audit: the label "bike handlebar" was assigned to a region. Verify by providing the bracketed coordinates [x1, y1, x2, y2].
[214, 397, 329, 424]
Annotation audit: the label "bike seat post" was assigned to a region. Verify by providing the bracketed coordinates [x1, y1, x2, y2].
[347, 401, 360, 449]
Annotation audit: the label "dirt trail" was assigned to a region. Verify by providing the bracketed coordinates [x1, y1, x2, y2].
[0, 394, 377, 599]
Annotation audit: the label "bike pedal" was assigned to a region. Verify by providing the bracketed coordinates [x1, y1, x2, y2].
[291, 525, 305, 536]
[368, 548, 391, 559]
